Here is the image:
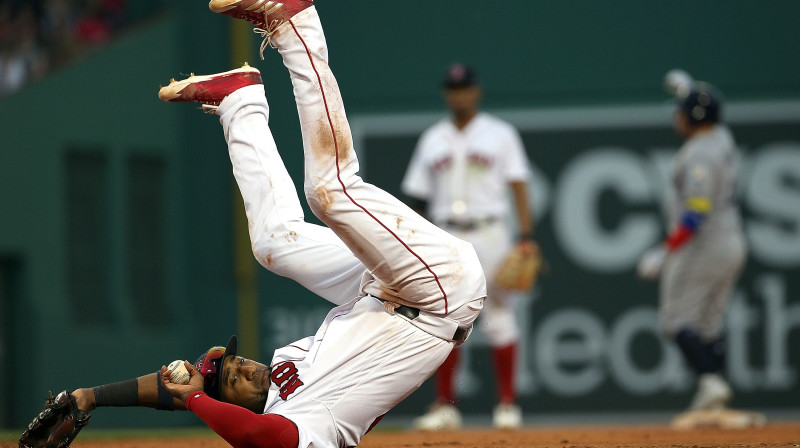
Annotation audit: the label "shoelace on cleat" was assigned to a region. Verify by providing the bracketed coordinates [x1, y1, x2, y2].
[253, 19, 284, 60]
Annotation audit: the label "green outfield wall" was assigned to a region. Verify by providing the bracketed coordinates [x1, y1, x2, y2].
[1, 0, 798, 429]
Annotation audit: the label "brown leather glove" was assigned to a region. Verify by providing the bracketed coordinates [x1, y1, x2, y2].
[494, 244, 543, 291]
[19, 391, 91, 448]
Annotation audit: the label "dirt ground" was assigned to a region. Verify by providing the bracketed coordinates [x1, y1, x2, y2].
[360, 423, 800, 448]
[9, 422, 795, 448]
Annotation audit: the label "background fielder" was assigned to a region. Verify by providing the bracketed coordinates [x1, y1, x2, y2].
[402, 63, 537, 430]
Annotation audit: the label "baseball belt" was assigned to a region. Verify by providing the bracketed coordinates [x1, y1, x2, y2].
[443, 217, 499, 231]
[378, 299, 470, 344]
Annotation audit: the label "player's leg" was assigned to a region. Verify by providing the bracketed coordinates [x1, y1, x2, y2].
[463, 223, 523, 428]
[412, 347, 462, 430]
[695, 232, 746, 349]
[483, 297, 523, 427]
[414, 221, 520, 429]
[413, 301, 522, 430]
[660, 239, 743, 410]
[158, 68, 363, 305]
[692, 232, 746, 408]
[216, 81, 369, 305]
[660, 248, 715, 371]
[661, 256, 715, 409]
[264, 6, 484, 319]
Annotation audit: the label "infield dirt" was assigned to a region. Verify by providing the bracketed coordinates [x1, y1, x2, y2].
[7, 422, 796, 448]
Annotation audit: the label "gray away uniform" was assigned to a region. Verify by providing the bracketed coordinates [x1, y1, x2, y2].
[660, 125, 747, 340]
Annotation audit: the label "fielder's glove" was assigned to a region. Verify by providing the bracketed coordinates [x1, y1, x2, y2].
[637, 246, 667, 280]
[494, 244, 543, 291]
[19, 390, 91, 448]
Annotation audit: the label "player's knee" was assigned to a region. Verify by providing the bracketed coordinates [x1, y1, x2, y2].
[485, 326, 519, 347]
[481, 307, 520, 346]
[660, 322, 676, 340]
[659, 312, 674, 336]
[250, 231, 291, 269]
[304, 182, 338, 219]
[660, 318, 689, 340]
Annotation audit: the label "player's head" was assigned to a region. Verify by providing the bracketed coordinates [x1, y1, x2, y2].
[195, 335, 237, 400]
[674, 82, 722, 137]
[195, 335, 270, 413]
[441, 62, 482, 120]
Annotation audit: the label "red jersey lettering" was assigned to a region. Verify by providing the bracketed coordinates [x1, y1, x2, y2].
[270, 361, 304, 400]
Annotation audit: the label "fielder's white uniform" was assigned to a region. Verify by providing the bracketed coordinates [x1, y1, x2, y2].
[660, 124, 747, 339]
[401, 113, 531, 346]
[215, 8, 486, 447]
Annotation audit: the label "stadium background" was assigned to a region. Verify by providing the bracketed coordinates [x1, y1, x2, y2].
[0, 0, 798, 430]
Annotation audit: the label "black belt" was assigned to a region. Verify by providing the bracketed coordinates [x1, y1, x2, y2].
[453, 327, 469, 344]
[392, 303, 421, 320]
[443, 217, 499, 231]
[379, 299, 470, 344]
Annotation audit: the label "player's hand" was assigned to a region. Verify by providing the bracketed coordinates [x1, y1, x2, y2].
[161, 361, 204, 403]
[637, 246, 667, 280]
[70, 388, 97, 412]
[517, 239, 539, 257]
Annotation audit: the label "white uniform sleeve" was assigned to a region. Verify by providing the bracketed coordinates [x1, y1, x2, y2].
[401, 131, 433, 200]
[501, 123, 531, 182]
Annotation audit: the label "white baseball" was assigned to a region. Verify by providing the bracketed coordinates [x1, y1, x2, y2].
[167, 359, 191, 385]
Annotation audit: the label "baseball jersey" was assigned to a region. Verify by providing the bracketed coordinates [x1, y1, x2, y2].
[660, 124, 747, 339]
[401, 113, 531, 224]
[261, 295, 453, 448]
[667, 125, 743, 235]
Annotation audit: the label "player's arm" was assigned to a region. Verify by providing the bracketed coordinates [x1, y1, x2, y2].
[663, 195, 711, 251]
[71, 371, 188, 413]
[504, 124, 537, 252]
[510, 181, 533, 239]
[638, 162, 716, 279]
[19, 369, 188, 448]
[639, 192, 711, 280]
[510, 180, 538, 255]
[162, 361, 299, 448]
[663, 162, 714, 252]
[183, 393, 298, 448]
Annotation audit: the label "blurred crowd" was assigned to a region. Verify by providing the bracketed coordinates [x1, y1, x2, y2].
[0, 0, 127, 96]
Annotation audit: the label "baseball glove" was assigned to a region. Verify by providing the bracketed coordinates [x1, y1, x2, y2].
[19, 390, 91, 448]
[494, 245, 542, 291]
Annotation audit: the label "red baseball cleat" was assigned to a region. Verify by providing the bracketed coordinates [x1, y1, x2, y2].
[158, 64, 262, 113]
[209, 0, 314, 29]
[209, 0, 314, 58]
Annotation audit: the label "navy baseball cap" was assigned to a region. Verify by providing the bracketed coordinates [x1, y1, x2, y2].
[194, 335, 237, 400]
[442, 63, 479, 89]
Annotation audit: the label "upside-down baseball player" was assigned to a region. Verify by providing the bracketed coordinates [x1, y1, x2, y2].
[638, 71, 746, 412]
[401, 64, 538, 429]
[18, 1, 486, 447]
